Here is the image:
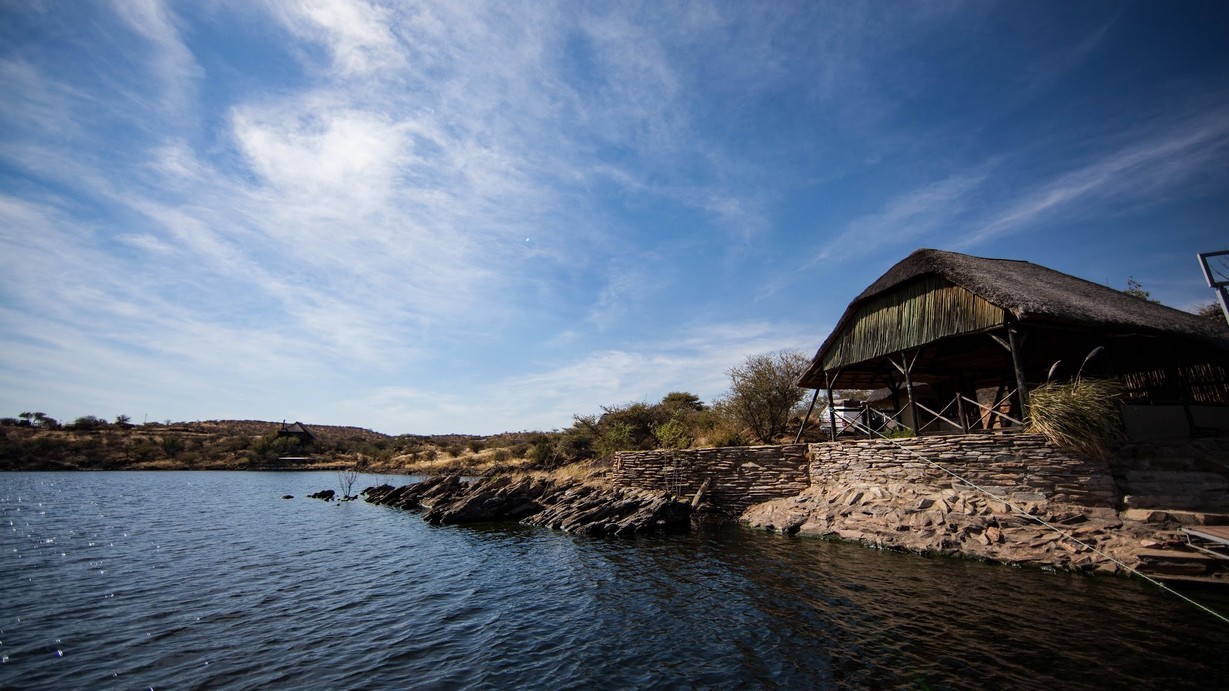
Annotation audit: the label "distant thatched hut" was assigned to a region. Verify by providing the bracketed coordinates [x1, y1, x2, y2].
[798, 249, 1229, 439]
[277, 421, 317, 443]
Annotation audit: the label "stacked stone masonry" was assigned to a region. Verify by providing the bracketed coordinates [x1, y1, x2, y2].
[614, 433, 1229, 577]
[809, 433, 1120, 508]
[610, 444, 811, 515]
[612, 434, 1119, 514]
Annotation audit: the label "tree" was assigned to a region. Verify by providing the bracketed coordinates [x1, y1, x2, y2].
[115, 414, 132, 428]
[1194, 302, 1227, 324]
[70, 415, 106, 431]
[32, 412, 58, 428]
[337, 469, 359, 500]
[724, 350, 811, 443]
[1124, 277, 1159, 303]
[660, 391, 705, 412]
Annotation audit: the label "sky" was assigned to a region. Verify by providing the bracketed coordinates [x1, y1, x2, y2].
[1, 1, 1227, 435]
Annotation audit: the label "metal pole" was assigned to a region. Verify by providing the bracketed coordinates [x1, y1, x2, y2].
[1197, 250, 1229, 325]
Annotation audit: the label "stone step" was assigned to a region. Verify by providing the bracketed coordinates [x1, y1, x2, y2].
[1121, 508, 1229, 525]
[1136, 548, 1218, 562]
[1144, 572, 1229, 586]
[1136, 548, 1221, 577]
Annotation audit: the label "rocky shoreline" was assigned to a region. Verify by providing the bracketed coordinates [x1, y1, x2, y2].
[360, 475, 696, 537]
[740, 481, 1229, 581]
[348, 472, 1229, 582]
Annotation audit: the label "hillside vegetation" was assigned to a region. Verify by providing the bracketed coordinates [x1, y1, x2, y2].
[0, 419, 552, 474]
[2, 350, 821, 475]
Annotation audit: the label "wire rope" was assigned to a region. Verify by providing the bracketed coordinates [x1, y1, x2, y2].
[835, 416, 1229, 625]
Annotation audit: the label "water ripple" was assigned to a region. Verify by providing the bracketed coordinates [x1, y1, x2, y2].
[3, 471, 1228, 689]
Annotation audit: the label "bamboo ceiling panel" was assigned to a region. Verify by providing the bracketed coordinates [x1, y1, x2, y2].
[821, 276, 1004, 371]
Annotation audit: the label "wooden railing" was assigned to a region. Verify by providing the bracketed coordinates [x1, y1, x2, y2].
[818, 390, 1025, 439]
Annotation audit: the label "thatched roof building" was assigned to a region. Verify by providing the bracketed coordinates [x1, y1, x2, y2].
[277, 421, 317, 442]
[798, 249, 1229, 435]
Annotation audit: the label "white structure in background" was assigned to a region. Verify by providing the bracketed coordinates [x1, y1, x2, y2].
[818, 399, 904, 437]
[1198, 250, 1229, 325]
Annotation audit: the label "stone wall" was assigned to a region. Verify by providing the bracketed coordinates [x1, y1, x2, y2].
[1107, 436, 1229, 511]
[610, 444, 811, 515]
[612, 433, 1229, 517]
[807, 433, 1120, 508]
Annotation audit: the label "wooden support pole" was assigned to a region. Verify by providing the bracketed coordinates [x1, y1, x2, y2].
[890, 352, 920, 434]
[903, 359, 919, 434]
[1173, 365, 1197, 434]
[794, 387, 821, 443]
[825, 370, 840, 440]
[1007, 322, 1030, 423]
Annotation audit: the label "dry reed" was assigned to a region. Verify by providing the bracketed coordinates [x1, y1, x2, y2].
[1027, 378, 1124, 459]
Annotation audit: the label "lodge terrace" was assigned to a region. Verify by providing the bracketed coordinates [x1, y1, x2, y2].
[796, 249, 1229, 440]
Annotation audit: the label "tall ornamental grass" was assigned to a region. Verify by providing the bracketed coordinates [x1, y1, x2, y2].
[1027, 378, 1124, 459]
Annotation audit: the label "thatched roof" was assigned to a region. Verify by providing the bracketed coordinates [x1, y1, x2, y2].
[278, 421, 317, 440]
[800, 249, 1229, 390]
[856, 249, 1228, 341]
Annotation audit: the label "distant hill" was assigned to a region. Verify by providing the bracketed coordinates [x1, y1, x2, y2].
[0, 419, 537, 474]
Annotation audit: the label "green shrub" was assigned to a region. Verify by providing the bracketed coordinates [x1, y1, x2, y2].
[596, 422, 636, 456]
[705, 426, 748, 448]
[160, 435, 185, 458]
[653, 417, 693, 449]
[70, 415, 107, 431]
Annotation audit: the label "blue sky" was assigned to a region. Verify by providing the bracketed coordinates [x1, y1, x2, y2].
[1, 1, 1226, 434]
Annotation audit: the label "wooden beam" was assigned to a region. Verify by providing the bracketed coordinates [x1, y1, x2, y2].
[1006, 321, 1030, 422]
[794, 387, 821, 443]
[826, 370, 841, 440]
[896, 351, 921, 434]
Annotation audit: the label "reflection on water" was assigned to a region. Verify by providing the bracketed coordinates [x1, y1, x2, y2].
[2, 471, 1227, 689]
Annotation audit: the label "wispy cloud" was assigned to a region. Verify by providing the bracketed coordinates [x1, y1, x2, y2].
[962, 104, 1229, 247]
[342, 319, 821, 433]
[2, 1, 1225, 432]
[807, 171, 991, 267]
[266, 0, 405, 76]
[109, 0, 201, 110]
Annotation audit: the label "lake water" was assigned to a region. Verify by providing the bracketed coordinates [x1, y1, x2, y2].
[2, 471, 1227, 690]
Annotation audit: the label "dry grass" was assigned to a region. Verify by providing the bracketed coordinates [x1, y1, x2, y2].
[1028, 378, 1125, 459]
[385, 447, 535, 476]
[526, 461, 611, 488]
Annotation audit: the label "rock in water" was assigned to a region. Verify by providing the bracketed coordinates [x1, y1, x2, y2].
[362, 475, 692, 536]
[308, 489, 335, 501]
